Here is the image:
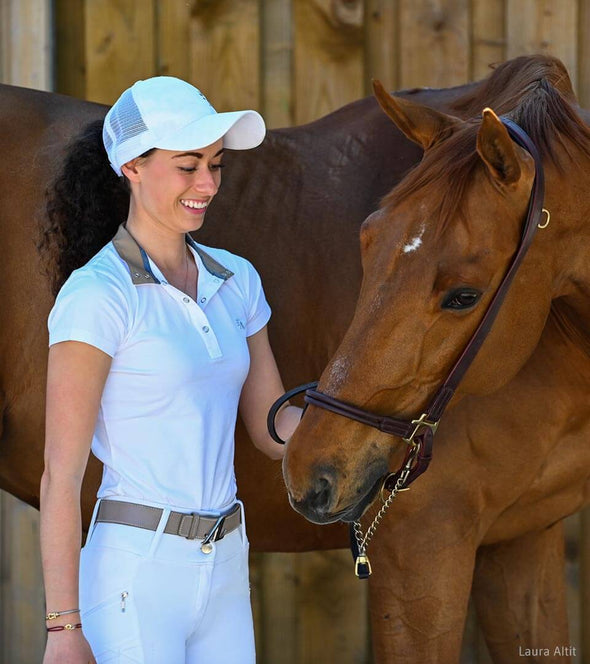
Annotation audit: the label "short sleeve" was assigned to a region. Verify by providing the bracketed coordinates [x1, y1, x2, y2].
[48, 269, 130, 357]
[244, 260, 271, 337]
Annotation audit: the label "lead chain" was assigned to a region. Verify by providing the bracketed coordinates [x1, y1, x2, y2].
[352, 445, 420, 578]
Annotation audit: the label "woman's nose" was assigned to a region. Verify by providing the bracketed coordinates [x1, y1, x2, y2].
[194, 169, 219, 196]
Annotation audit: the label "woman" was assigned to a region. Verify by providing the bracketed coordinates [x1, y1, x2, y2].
[40, 76, 301, 664]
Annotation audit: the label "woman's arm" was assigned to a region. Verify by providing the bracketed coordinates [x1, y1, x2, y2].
[41, 341, 112, 664]
[239, 326, 301, 460]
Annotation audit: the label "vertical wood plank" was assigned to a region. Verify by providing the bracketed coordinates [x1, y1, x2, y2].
[364, 0, 399, 95]
[294, 0, 364, 125]
[0, 0, 52, 90]
[471, 0, 505, 81]
[580, 507, 590, 663]
[506, 0, 578, 91]
[85, 0, 157, 104]
[256, 553, 299, 664]
[261, 0, 294, 128]
[564, 513, 582, 663]
[156, 0, 192, 79]
[189, 0, 260, 112]
[0, 492, 46, 664]
[54, 0, 87, 98]
[399, 0, 470, 88]
[577, 0, 590, 107]
[296, 550, 369, 664]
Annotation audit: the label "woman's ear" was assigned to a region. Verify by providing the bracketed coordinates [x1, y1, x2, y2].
[121, 159, 141, 183]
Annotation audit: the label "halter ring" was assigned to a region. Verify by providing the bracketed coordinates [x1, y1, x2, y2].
[538, 208, 550, 229]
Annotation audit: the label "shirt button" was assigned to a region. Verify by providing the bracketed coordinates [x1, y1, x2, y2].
[202, 326, 209, 333]
[183, 297, 190, 303]
[200, 297, 207, 303]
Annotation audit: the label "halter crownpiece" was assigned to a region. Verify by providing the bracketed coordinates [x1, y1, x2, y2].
[269, 117, 548, 578]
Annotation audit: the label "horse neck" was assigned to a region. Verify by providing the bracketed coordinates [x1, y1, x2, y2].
[545, 154, 590, 340]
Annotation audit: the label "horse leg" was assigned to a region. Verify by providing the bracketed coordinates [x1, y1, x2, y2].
[472, 521, 571, 663]
[368, 533, 476, 663]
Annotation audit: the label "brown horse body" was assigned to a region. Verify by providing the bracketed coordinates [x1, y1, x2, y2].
[0, 56, 588, 662]
[0, 78, 464, 549]
[284, 58, 590, 661]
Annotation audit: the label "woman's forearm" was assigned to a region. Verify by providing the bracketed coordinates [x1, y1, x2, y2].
[40, 469, 84, 622]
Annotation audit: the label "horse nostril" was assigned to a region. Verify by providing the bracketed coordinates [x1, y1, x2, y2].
[307, 475, 334, 513]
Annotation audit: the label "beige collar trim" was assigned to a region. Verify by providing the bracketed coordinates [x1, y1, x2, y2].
[111, 224, 234, 285]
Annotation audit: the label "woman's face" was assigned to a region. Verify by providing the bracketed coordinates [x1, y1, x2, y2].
[123, 138, 224, 233]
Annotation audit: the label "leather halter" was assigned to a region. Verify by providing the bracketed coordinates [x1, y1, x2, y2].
[269, 118, 546, 495]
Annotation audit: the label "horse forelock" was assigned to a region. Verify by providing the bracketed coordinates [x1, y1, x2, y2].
[381, 70, 590, 239]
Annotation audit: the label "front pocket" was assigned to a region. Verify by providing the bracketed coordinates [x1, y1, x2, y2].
[82, 589, 141, 661]
[82, 589, 130, 619]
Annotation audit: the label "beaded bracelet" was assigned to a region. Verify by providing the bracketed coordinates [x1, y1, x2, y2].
[46, 608, 80, 621]
[47, 623, 82, 633]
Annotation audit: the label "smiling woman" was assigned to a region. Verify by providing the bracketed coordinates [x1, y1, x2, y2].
[38, 77, 302, 664]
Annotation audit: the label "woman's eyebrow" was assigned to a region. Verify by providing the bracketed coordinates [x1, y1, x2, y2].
[172, 148, 225, 159]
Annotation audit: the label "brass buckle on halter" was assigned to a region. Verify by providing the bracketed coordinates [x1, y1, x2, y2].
[403, 413, 439, 447]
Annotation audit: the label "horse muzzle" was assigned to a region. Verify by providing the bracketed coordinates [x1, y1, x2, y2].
[285, 462, 387, 525]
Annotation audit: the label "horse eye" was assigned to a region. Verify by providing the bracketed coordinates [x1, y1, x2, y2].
[442, 288, 482, 310]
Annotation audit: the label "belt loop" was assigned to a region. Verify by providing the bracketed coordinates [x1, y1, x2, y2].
[235, 500, 247, 548]
[146, 507, 170, 557]
[187, 513, 201, 540]
[84, 500, 103, 547]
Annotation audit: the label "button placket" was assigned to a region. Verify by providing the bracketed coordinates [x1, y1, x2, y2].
[184, 301, 222, 359]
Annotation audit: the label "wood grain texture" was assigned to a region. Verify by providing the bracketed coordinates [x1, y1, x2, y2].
[506, 0, 578, 90]
[294, 0, 364, 124]
[261, 0, 293, 128]
[364, 0, 399, 95]
[577, 0, 590, 106]
[85, 0, 156, 104]
[156, 0, 192, 80]
[189, 0, 260, 111]
[0, 493, 46, 664]
[399, 0, 469, 88]
[55, 0, 86, 97]
[296, 550, 369, 664]
[471, 0, 505, 81]
[0, 0, 52, 90]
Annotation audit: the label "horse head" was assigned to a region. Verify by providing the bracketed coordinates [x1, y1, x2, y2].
[283, 74, 581, 525]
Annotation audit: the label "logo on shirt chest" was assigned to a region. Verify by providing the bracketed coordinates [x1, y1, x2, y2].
[235, 318, 246, 330]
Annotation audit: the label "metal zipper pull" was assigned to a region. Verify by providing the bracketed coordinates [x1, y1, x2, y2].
[121, 591, 128, 612]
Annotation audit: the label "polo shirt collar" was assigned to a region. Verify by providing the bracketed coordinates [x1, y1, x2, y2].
[111, 223, 234, 286]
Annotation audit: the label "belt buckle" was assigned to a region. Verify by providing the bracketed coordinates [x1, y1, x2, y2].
[200, 514, 227, 554]
[179, 513, 201, 540]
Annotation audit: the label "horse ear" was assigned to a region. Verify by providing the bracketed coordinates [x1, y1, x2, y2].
[372, 79, 463, 150]
[476, 108, 524, 185]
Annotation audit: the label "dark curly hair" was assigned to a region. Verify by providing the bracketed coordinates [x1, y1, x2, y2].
[40, 120, 132, 295]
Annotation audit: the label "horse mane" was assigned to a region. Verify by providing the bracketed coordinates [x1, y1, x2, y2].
[450, 54, 578, 117]
[382, 55, 590, 237]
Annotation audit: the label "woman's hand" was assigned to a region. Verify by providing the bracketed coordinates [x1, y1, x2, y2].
[43, 630, 96, 664]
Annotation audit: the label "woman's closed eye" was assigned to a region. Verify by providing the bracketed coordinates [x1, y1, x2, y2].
[179, 163, 225, 173]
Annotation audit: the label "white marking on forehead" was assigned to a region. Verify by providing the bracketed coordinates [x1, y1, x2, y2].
[403, 237, 422, 253]
[402, 224, 426, 254]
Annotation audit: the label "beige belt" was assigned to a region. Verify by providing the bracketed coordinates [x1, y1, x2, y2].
[95, 499, 241, 545]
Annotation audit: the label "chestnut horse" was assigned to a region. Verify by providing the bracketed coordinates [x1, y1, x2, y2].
[0, 67, 473, 549]
[284, 59, 590, 661]
[0, 55, 586, 662]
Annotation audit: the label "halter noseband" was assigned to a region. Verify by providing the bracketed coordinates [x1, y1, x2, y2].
[268, 118, 547, 576]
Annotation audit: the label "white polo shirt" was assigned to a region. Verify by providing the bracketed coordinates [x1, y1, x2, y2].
[48, 224, 271, 512]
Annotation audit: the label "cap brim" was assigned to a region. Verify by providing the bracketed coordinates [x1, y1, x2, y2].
[154, 110, 266, 152]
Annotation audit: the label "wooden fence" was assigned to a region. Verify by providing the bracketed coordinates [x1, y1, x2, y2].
[1, 0, 590, 662]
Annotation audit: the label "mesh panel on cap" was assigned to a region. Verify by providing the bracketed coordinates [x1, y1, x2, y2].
[108, 89, 148, 146]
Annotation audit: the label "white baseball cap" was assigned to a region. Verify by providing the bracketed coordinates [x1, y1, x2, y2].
[103, 76, 266, 175]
